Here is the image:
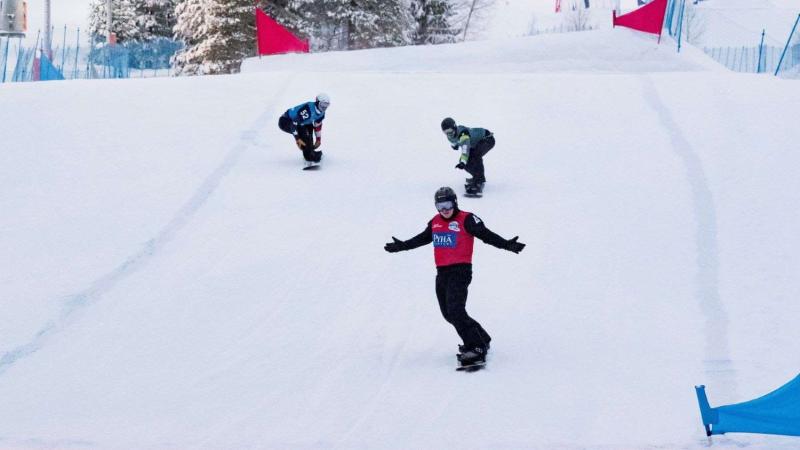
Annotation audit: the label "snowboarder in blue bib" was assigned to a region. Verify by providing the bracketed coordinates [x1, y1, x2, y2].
[278, 93, 330, 168]
[441, 117, 495, 195]
[383, 187, 526, 368]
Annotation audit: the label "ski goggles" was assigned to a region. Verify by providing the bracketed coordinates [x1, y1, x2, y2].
[444, 128, 456, 137]
[318, 101, 330, 111]
[435, 200, 455, 211]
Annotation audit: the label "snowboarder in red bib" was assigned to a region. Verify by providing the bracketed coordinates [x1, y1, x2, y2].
[383, 187, 525, 367]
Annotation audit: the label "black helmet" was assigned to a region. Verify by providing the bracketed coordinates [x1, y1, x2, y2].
[434, 186, 458, 208]
[440, 117, 456, 132]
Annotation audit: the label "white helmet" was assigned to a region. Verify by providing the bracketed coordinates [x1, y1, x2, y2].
[316, 93, 331, 111]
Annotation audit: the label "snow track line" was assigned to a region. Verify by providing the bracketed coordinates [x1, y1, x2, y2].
[0, 78, 291, 377]
[332, 305, 424, 448]
[639, 75, 737, 387]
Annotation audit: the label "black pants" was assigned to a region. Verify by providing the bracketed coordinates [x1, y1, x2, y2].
[278, 115, 322, 162]
[435, 264, 491, 349]
[465, 135, 495, 183]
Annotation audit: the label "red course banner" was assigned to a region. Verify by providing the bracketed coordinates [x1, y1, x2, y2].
[256, 8, 309, 56]
[613, 0, 668, 38]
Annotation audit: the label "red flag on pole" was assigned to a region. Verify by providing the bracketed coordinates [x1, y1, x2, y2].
[255, 8, 309, 55]
[613, 0, 668, 41]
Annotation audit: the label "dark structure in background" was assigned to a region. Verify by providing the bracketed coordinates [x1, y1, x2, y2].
[0, 0, 27, 37]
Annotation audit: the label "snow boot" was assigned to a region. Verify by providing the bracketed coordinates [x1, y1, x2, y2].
[457, 346, 487, 365]
[459, 342, 490, 355]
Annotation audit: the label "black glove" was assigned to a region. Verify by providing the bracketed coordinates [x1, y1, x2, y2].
[455, 162, 466, 170]
[384, 237, 405, 253]
[505, 236, 525, 254]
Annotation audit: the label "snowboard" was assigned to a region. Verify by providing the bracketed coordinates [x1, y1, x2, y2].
[302, 163, 321, 171]
[456, 350, 487, 372]
[456, 360, 486, 372]
[464, 182, 484, 198]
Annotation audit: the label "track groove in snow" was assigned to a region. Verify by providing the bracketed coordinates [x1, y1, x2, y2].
[639, 75, 737, 392]
[0, 76, 293, 377]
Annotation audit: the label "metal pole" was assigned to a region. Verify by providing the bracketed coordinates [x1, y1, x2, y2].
[60, 25, 67, 71]
[677, 0, 685, 53]
[775, 13, 800, 76]
[2, 37, 9, 83]
[12, 41, 21, 81]
[26, 29, 40, 81]
[105, 0, 113, 78]
[74, 28, 80, 78]
[739, 46, 745, 72]
[757, 29, 765, 73]
[666, 0, 676, 36]
[44, 0, 51, 56]
[107, 0, 113, 44]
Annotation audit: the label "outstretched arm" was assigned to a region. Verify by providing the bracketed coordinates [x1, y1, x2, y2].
[384, 221, 433, 253]
[464, 214, 525, 253]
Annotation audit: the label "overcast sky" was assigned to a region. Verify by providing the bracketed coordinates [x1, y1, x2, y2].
[20, 0, 89, 44]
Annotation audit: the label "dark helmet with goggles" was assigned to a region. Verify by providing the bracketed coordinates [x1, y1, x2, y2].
[434, 186, 458, 212]
[440, 117, 456, 137]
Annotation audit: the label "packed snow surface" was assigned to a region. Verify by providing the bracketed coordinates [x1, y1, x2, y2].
[2, 28, 800, 449]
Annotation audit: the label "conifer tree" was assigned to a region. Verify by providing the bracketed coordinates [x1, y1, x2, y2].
[293, 0, 409, 50]
[173, 0, 255, 75]
[134, 0, 178, 41]
[88, 0, 141, 43]
[300, 0, 350, 50]
[172, 0, 208, 74]
[410, 0, 458, 45]
[258, 0, 305, 34]
[204, 0, 255, 73]
[352, 0, 410, 49]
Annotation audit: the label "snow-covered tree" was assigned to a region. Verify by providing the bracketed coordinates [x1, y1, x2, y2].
[134, 0, 178, 41]
[288, 0, 409, 51]
[258, 0, 306, 35]
[350, 0, 410, 49]
[171, 0, 207, 74]
[204, 0, 255, 72]
[269, 0, 325, 51]
[410, 0, 458, 45]
[88, 0, 141, 43]
[172, 0, 255, 75]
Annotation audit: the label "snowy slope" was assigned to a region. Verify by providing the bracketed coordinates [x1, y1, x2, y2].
[241, 29, 722, 73]
[486, 0, 799, 48]
[694, 0, 800, 47]
[2, 28, 800, 449]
